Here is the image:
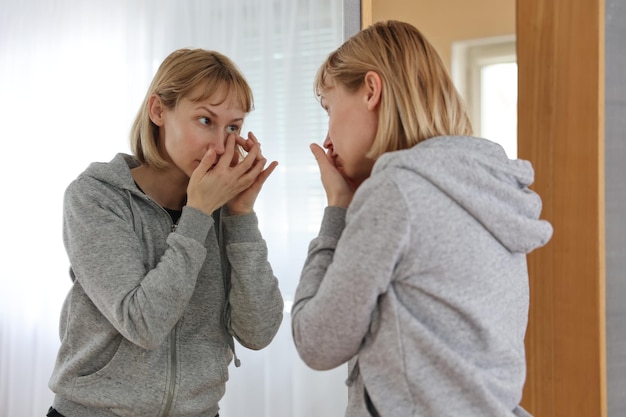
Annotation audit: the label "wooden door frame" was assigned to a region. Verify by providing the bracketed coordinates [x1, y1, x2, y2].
[518, 0, 606, 416]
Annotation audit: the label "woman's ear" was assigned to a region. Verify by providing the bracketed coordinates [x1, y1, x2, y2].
[148, 94, 165, 126]
[364, 71, 382, 111]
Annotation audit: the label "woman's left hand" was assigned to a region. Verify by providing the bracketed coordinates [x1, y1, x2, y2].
[226, 132, 278, 215]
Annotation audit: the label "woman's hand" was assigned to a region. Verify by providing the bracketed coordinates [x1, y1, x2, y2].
[226, 132, 278, 215]
[187, 133, 273, 216]
[310, 143, 355, 208]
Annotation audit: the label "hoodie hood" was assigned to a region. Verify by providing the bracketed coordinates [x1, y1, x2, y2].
[82, 153, 141, 191]
[373, 136, 553, 254]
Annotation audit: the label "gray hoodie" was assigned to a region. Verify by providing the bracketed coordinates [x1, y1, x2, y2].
[292, 136, 552, 417]
[49, 153, 284, 417]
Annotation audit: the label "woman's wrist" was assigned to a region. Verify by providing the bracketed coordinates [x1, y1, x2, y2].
[327, 194, 352, 208]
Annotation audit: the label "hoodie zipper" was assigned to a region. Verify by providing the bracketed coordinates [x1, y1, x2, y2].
[162, 212, 179, 416]
[160, 207, 179, 417]
[160, 324, 178, 417]
[129, 190, 182, 416]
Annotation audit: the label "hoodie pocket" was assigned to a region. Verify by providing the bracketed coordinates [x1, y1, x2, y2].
[68, 339, 167, 416]
[179, 341, 231, 387]
[172, 341, 231, 414]
[72, 338, 154, 387]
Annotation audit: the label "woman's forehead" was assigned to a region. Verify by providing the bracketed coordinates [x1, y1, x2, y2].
[187, 81, 249, 110]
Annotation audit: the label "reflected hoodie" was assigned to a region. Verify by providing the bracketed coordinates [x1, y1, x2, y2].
[292, 136, 553, 417]
[49, 153, 284, 417]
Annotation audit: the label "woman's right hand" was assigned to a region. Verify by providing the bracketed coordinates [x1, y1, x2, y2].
[186, 134, 265, 216]
[310, 143, 355, 208]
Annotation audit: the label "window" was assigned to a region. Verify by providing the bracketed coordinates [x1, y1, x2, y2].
[452, 36, 518, 158]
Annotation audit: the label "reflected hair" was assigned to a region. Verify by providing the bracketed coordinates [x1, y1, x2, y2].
[314, 20, 473, 159]
[130, 48, 253, 168]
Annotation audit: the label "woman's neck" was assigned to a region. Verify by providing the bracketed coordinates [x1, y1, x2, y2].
[131, 164, 188, 210]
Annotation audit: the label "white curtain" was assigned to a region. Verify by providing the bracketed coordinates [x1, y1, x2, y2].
[0, 0, 348, 416]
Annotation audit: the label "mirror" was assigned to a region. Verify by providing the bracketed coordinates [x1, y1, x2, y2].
[363, 0, 517, 157]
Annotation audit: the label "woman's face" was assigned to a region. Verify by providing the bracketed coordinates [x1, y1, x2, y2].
[153, 84, 245, 177]
[320, 81, 379, 186]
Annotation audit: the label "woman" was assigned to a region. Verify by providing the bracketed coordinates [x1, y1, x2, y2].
[48, 48, 284, 417]
[292, 21, 552, 417]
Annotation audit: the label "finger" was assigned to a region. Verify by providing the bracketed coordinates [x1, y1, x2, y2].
[249, 132, 268, 161]
[248, 131, 260, 146]
[309, 143, 325, 160]
[239, 132, 259, 158]
[232, 157, 267, 193]
[218, 134, 237, 167]
[233, 142, 261, 175]
[188, 149, 217, 191]
[231, 138, 244, 167]
[196, 148, 217, 174]
[235, 134, 248, 149]
[238, 160, 277, 196]
[310, 143, 334, 172]
[256, 160, 278, 187]
[230, 135, 247, 163]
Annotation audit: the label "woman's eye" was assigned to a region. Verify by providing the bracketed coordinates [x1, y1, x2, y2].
[226, 125, 240, 134]
[199, 117, 212, 126]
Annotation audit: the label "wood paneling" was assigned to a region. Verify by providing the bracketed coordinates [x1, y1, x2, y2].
[361, 0, 514, 68]
[517, 0, 606, 416]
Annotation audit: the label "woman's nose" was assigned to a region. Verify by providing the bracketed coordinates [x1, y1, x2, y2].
[323, 132, 332, 149]
[208, 131, 226, 155]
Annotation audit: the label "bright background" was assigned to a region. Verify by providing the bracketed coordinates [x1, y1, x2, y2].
[0, 0, 348, 416]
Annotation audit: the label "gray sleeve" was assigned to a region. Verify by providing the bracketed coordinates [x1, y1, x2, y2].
[222, 212, 284, 350]
[63, 180, 212, 350]
[291, 174, 410, 370]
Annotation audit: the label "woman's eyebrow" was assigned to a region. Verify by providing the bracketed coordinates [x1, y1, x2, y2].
[197, 106, 244, 123]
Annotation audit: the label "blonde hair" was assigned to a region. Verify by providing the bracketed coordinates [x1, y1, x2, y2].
[131, 48, 253, 168]
[314, 20, 472, 159]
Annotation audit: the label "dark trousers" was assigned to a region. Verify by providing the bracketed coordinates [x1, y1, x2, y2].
[365, 388, 381, 417]
[46, 408, 64, 417]
[48, 407, 219, 417]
